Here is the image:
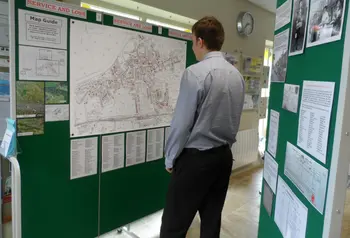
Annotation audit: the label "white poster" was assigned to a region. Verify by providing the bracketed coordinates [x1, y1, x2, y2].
[147, 128, 165, 162]
[126, 131, 146, 167]
[272, 29, 290, 83]
[70, 137, 98, 180]
[268, 110, 280, 158]
[18, 9, 67, 49]
[264, 151, 279, 193]
[307, 0, 346, 48]
[283, 84, 300, 113]
[69, 20, 186, 137]
[285, 142, 329, 214]
[297, 81, 335, 163]
[275, 0, 292, 30]
[275, 176, 308, 238]
[45, 104, 69, 122]
[102, 134, 125, 173]
[19, 45, 67, 81]
[289, 0, 310, 56]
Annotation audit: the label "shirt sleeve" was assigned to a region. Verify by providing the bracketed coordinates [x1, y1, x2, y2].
[165, 69, 200, 168]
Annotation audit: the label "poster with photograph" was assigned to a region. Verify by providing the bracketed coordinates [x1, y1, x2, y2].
[290, 0, 310, 56]
[283, 84, 300, 113]
[272, 29, 290, 83]
[307, 0, 346, 47]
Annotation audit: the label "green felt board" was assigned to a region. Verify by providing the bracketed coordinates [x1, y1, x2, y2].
[14, 1, 196, 238]
[258, 0, 349, 237]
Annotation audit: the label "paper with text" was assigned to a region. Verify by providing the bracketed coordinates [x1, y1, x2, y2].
[264, 151, 279, 193]
[126, 131, 146, 167]
[275, 176, 308, 238]
[268, 110, 280, 158]
[275, 0, 292, 30]
[285, 142, 328, 214]
[102, 134, 125, 173]
[147, 128, 165, 162]
[70, 137, 98, 180]
[297, 81, 335, 163]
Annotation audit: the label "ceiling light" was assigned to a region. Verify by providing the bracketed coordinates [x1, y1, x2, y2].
[146, 19, 190, 32]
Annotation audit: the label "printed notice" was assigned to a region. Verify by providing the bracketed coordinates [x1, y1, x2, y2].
[19, 45, 67, 81]
[147, 128, 165, 162]
[297, 81, 335, 163]
[45, 104, 69, 122]
[275, 0, 292, 30]
[126, 131, 146, 167]
[102, 134, 125, 173]
[70, 137, 98, 180]
[18, 9, 68, 49]
[263, 180, 274, 217]
[264, 151, 279, 193]
[283, 84, 300, 113]
[285, 142, 328, 214]
[275, 176, 308, 238]
[268, 110, 280, 158]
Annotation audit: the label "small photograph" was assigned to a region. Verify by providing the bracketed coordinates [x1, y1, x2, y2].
[45, 82, 68, 104]
[283, 84, 300, 113]
[17, 117, 44, 136]
[16, 81, 45, 118]
[307, 0, 346, 47]
[272, 29, 290, 83]
[290, 0, 310, 56]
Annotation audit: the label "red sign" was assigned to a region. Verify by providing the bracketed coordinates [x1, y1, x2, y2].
[168, 29, 192, 41]
[113, 16, 152, 33]
[26, 0, 87, 19]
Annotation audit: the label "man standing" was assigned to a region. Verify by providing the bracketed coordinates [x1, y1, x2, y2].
[160, 16, 245, 238]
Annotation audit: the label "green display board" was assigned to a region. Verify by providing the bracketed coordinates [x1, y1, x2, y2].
[13, 1, 196, 238]
[258, 0, 349, 237]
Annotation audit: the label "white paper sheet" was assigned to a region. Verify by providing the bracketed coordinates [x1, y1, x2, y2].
[285, 142, 328, 214]
[126, 131, 146, 167]
[272, 29, 290, 83]
[297, 81, 335, 163]
[289, 0, 310, 56]
[275, 0, 292, 30]
[268, 110, 280, 158]
[0, 2, 8, 16]
[307, 0, 346, 48]
[0, 58, 9, 67]
[147, 128, 165, 162]
[18, 9, 67, 49]
[70, 137, 98, 180]
[102, 134, 125, 173]
[275, 176, 308, 238]
[264, 151, 279, 193]
[283, 84, 300, 113]
[45, 104, 69, 122]
[19, 45, 67, 81]
[1, 129, 13, 157]
[0, 24, 9, 47]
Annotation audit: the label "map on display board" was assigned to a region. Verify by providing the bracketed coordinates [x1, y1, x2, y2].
[69, 20, 187, 137]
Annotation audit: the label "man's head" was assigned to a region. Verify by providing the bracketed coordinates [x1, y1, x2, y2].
[191, 16, 225, 61]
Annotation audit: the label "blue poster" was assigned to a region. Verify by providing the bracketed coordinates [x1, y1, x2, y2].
[0, 72, 9, 97]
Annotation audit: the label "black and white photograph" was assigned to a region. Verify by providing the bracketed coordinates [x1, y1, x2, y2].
[282, 84, 300, 113]
[307, 0, 346, 47]
[272, 29, 290, 83]
[289, 0, 309, 56]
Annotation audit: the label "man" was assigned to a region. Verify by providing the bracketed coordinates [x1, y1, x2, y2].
[160, 16, 245, 238]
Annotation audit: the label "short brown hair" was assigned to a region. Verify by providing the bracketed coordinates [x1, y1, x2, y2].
[192, 16, 225, 51]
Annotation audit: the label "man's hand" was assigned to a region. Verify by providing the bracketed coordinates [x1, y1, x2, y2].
[166, 168, 173, 173]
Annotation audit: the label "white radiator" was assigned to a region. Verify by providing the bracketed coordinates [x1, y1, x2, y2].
[231, 128, 259, 170]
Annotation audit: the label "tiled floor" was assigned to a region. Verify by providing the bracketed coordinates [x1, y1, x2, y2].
[101, 167, 263, 238]
[342, 188, 350, 238]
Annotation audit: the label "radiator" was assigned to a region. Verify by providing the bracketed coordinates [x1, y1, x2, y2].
[231, 128, 259, 170]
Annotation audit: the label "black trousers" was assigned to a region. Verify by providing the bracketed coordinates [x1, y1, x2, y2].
[160, 145, 233, 238]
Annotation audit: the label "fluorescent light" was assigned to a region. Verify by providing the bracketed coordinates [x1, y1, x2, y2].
[146, 19, 190, 32]
[81, 3, 141, 21]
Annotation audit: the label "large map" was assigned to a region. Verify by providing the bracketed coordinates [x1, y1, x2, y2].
[70, 20, 187, 137]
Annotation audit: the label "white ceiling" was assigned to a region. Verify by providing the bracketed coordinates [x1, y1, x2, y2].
[248, 0, 277, 13]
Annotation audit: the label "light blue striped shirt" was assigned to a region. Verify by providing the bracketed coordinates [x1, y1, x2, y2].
[165, 51, 245, 168]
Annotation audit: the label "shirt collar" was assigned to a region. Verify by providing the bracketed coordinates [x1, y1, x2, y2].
[203, 51, 224, 60]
